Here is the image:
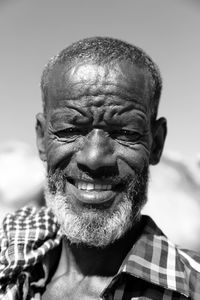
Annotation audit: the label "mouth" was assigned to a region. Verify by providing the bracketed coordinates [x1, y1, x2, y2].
[66, 177, 120, 205]
[75, 180, 112, 191]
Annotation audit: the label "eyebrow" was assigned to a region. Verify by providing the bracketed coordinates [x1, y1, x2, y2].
[50, 107, 93, 125]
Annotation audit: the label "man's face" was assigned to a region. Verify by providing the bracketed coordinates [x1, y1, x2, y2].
[36, 60, 165, 247]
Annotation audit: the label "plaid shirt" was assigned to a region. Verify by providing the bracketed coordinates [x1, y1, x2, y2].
[0, 207, 200, 300]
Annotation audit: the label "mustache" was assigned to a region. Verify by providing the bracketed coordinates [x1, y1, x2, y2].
[49, 165, 121, 186]
[47, 164, 149, 196]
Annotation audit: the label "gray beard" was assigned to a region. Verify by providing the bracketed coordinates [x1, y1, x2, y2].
[44, 167, 148, 248]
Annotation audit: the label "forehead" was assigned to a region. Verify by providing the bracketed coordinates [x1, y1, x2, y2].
[47, 60, 152, 99]
[45, 61, 153, 123]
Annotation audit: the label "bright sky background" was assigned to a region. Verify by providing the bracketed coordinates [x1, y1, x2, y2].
[0, 0, 200, 159]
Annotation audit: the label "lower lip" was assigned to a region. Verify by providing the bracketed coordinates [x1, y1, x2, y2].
[65, 181, 117, 204]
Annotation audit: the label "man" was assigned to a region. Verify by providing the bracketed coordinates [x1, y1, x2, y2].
[0, 37, 200, 299]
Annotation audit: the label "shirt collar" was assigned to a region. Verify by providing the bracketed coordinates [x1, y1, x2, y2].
[118, 215, 189, 297]
[0, 207, 190, 298]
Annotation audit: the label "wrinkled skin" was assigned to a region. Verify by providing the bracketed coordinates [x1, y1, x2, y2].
[37, 60, 166, 208]
[36, 60, 167, 298]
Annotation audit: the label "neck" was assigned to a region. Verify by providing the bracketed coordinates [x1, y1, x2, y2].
[64, 218, 144, 277]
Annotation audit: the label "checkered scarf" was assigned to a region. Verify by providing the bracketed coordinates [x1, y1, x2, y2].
[0, 206, 200, 299]
[0, 207, 62, 300]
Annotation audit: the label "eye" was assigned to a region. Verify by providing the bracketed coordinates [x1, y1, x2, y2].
[54, 127, 86, 140]
[110, 129, 142, 142]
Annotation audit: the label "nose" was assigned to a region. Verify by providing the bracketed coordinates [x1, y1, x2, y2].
[76, 129, 116, 170]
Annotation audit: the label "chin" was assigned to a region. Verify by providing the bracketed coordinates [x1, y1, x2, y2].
[44, 187, 145, 248]
[45, 166, 148, 247]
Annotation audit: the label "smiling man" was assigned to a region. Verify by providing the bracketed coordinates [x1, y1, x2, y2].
[1, 37, 200, 300]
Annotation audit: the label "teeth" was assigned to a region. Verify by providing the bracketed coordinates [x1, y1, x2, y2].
[86, 183, 94, 190]
[95, 184, 101, 190]
[75, 181, 112, 191]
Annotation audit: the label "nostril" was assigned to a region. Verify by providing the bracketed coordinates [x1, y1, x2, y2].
[77, 164, 119, 180]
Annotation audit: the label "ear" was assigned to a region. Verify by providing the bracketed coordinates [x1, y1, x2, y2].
[150, 117, 167, 165]
[35, 113, 47, 161]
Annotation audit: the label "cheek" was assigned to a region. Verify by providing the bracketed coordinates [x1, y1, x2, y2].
[45, 137, 79, 171]
[116, 145, 150, 174]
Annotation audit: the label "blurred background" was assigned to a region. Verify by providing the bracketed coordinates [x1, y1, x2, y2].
[0, 0, 200, 251]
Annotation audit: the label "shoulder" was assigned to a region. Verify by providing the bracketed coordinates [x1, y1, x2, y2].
[178, 247, 200, 277]
[0, 206, 60, 245]
[0, 205, 62, 248]
[177, 248, 200, 299]
[0, 207, 63, 298]
[1, 205, 58, 230]
[0, 206, 62, 279]
[139, 216, 200, 299]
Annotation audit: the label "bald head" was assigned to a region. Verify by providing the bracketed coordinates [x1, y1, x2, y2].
[41, 37, 162, 120]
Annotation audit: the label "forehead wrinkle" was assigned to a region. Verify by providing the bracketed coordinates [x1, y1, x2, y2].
[50, 105, 92, 123]
[51, 91, 146, 107]
[49, 94, 148, 127]
[61, 83, 147, 103]
[47, 60, 153, 117]
[80, 95, 148, 116]
[103, 105, 148, 126]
